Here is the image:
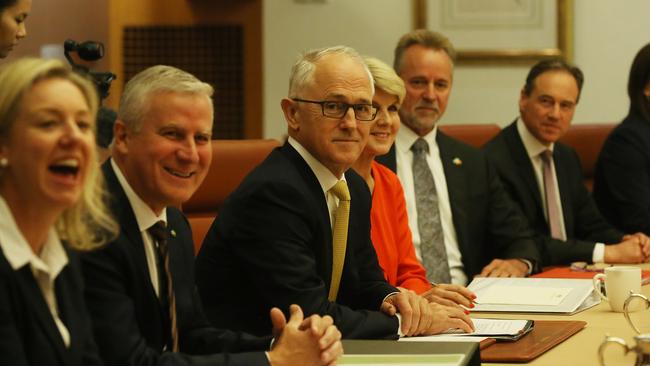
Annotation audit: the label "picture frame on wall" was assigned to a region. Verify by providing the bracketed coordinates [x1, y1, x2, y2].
[413, 0, 573, 63]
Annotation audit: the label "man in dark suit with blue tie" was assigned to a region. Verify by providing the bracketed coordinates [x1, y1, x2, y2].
[81, 65, 342, 366]
[375, 29, 540, 285]
[484, 59, 650, 266]
[195, 46, 473, 340]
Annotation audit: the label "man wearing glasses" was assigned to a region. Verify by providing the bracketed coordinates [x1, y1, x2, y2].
[195, 46, 473, 340]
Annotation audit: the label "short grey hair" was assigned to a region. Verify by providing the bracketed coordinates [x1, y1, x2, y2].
[118, 65, 214, 131]
[394, 29, 456, 74]
[288, 45, 374, 97]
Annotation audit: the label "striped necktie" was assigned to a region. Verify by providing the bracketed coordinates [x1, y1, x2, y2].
[148, 221, 179, 352]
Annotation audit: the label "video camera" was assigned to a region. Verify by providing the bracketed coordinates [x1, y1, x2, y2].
[63, 39, 117, 149]
[63, 39, 116, 100]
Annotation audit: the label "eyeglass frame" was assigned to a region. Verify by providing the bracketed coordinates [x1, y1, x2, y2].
[291, 98, 378, 122]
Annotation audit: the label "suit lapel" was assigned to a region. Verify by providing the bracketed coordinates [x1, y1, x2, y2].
[15, 266, 68, 364]
[503, 123, 545, 217]
[55, 263, 81, 366]
[102, 161, 166, 325]
[280, 143, 334, 284]
[436, 132, 469, 253]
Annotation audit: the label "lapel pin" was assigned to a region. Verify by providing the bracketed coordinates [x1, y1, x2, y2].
[171, 229, 177, 238]
[453, 157, 462, 166]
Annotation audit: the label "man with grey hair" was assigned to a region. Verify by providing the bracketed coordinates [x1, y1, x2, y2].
[82, 65, 343, 366]
[196, 46, 473, 340]
[377, 29, 541, 288]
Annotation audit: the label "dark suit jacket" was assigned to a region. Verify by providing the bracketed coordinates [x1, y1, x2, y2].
[484, 122, 623, 266]
[195, 143, 400, 339]
[0, 246, 102, 366]
[594, 112, 650, 235]
[376, 130, 540, 278]
[80, 161, 271, 366]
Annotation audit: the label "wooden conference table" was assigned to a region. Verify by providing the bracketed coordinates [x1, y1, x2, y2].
[481, 264, 650, 366]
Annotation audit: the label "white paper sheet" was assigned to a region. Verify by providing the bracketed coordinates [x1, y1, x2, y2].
[477, 285, 572, 306]
[399, 335, 487, 343]
[442, 318, 529, 336]
[467, 277, 599, 313]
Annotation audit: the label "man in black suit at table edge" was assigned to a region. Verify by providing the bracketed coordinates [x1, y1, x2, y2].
[81, 64, 342, 366]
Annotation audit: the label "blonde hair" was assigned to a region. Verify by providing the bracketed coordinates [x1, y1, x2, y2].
[364, 56, 405, 104]
[118, 65, 214, 132]
[393, 29, 456, 74]
[288, 45, 374, 97]
[0, 57, 118, 250]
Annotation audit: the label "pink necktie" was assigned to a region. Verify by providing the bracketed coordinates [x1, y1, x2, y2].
[541, 150, 566, 241]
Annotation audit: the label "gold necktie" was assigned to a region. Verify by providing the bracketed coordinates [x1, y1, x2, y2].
[148, 221, 179, 352]
[328, 180, 350, 301]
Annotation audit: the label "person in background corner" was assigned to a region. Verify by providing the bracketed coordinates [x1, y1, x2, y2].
[0, 0, 30, 58]
[594, 43, 650, 238]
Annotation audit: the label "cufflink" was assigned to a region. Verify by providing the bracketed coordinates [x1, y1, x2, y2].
[453, 157, 462, 166]
[171, 230, 177, 238]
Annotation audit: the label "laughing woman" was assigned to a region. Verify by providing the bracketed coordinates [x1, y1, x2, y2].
[0, 58, 117, 365]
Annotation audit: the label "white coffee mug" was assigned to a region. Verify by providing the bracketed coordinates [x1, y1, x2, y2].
[593, 266, 642, 312]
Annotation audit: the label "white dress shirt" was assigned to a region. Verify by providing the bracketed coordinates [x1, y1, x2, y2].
[111, 159, 168, 297]
[0, 195, 71, 347]
[394, 126, 467, 285]
[516, 119, 605, 262]
[288, 137, 345, 229]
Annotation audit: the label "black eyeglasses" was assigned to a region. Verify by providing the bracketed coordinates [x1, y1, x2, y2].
[292, 98, 378, 122]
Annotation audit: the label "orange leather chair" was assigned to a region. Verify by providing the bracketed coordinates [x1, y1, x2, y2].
[439, 123, 502, 148]
[558, 123, 616, 191]
[183, 139, 282, 253]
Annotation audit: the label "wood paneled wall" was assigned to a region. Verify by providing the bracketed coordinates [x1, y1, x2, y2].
[108, 0, 262, 138]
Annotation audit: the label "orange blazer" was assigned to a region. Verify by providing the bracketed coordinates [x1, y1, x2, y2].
[370, 161, 431, 294]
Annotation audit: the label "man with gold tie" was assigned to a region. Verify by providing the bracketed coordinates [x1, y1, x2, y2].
[484, 59, 650, 266]
[195, 46, 473, 339]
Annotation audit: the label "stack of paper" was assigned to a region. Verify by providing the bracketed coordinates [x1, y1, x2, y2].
[467, 277, 599, 314]
[441, 318, 534, 341]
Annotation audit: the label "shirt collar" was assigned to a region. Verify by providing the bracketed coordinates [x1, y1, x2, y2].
[287, 136, 344, 194]
[396, 123, 438, 156]
[111, 159, 167, 233]
[517, 117, 554, 158]
[0, 195, 68, 277]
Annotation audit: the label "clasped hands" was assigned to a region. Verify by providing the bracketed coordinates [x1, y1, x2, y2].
[380, 288, 474, 337]
[606, 232, 650, 263]
[268, 304, 342, 366]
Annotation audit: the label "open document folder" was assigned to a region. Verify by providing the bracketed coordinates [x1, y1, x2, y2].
[467, 277, 600, 314]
